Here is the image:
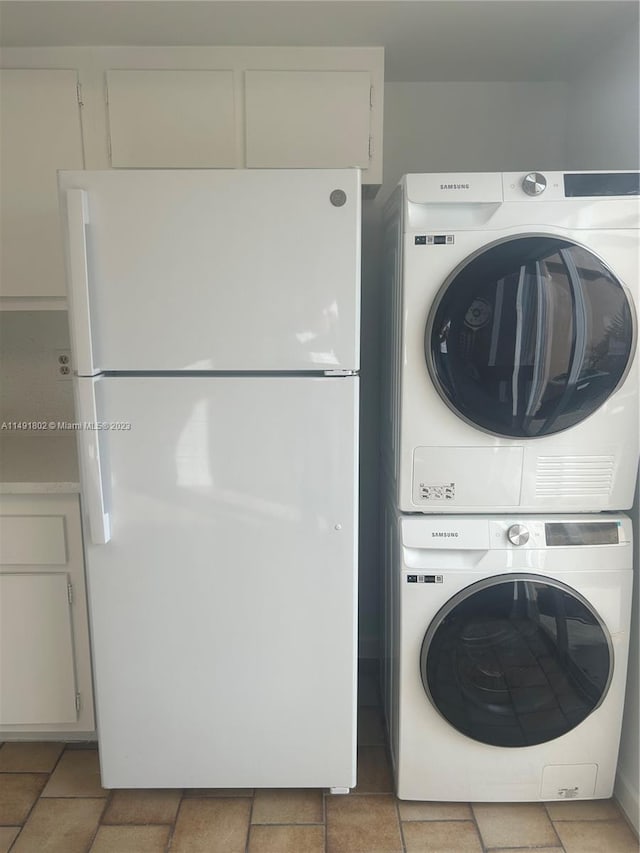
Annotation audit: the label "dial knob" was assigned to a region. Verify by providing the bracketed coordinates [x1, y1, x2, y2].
[507, 524, 530, 546]
[522, 172, 547, 196]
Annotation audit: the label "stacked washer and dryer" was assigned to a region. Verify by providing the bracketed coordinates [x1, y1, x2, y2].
[381, 170, 639, 802]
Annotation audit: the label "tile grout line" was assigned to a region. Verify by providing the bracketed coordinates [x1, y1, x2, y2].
[469, 802, 489, 853]
[84, 788, 113, 853]
[3, 743, 67, 848]
[394, 794, 408, 853]
[542, 799, 568, 852]
[163, 788, 184, 853]
[244, 787, 255, 853]
[165, 788, 186, 852]
[322, 789, 327, 853]
[246, 819, 326, 826]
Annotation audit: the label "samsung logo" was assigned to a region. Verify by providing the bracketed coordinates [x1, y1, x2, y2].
[440, 183, 470, 190]
[432, 531, 459, 538]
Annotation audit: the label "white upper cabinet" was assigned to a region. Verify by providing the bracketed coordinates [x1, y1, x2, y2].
[102, 53, 382, 179]
[107, 69, 236, 167]
[0, 69, 84, 305]
[245, 70, 372, 170]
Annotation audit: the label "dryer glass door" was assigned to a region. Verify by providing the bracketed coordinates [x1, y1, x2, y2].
[426, 237, 635, 437]
[420, 575, 612, 747]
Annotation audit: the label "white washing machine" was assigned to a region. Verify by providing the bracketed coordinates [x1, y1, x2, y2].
[381, 502, 633, 802]
[382, 171, 639, 513]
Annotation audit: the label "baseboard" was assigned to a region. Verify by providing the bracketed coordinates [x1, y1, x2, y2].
[0, 732, 97, 742]
[614, 769, 640, 836]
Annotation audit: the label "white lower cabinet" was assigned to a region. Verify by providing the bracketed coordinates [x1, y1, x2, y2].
[0, 494, 95, 736]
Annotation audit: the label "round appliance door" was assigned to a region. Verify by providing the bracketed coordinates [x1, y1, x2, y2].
[420, 575, 613, 747]
[426, 236, 635, 438]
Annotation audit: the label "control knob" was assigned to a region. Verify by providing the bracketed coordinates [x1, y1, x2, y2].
[507, 524, 530, 546]
[522, 172, 547, 196]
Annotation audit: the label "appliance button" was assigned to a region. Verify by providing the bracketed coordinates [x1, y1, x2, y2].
[507, 524, 530, 546]
[522, 172, 547, 196]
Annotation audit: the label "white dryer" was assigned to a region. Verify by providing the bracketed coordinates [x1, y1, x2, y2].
[382, 171, 639, 513]
[381, 504, 633, 802]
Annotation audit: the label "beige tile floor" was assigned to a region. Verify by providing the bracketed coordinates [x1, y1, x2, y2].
[0, 675, 638, 853]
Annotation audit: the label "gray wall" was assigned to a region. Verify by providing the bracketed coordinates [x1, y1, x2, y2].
[565, 28, 640, 171]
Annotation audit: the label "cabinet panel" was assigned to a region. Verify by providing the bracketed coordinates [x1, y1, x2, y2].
[0, 494, 95, 736]
[245, 70, 371, 169]
[107, 69, 236, 167]
[0, 69, 84, 300]
[0, 515, 67, 565]
[0, 573, 77, 724]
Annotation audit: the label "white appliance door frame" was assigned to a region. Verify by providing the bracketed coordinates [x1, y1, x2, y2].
[59, 169, 361, 374]
[79, 374, 358, 788]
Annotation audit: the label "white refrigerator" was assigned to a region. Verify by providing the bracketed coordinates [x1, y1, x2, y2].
[58, 169, 360, 790]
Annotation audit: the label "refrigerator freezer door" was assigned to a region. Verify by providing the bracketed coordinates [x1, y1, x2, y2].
[59, 169, 360, 374]
[78, 374, 358, 788]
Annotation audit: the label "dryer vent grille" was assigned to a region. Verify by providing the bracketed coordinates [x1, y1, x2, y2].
[535, 456, 614, 497]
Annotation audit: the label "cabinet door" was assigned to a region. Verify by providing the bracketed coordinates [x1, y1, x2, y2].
[107, 69, 236, 167]
[0, 494, 95, 735]
[0, 513, 67, 565]
[0, 69, 84, 300]
[0, 574, 77, 724]
[245, 70, 371, 169]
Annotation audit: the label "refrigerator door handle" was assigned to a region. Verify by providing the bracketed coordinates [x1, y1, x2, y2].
[76, 377, 111, 545]
[65, 189, 98, 377]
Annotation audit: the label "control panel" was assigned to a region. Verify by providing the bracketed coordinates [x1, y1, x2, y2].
[400, 515, 631, 551]
[488, 518, 629, 548]
[502, 171, 564, 201]
[502, 170, 640, 201]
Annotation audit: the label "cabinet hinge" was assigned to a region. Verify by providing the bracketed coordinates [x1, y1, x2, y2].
[369, 85, 374, 108]
[368, 135, 374, 160]
[75, 693, 81, 712]
[76, 81, 84, 107]
[67, 582, 73, 605]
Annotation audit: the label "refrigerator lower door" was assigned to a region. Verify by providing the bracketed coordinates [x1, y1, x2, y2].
[78, 374, 358, 789]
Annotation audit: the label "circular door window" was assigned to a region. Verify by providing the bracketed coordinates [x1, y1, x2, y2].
[426, 236, 635, 438]
[420, 575, 612, 748]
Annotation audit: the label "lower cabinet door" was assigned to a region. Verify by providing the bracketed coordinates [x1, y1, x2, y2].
[0, 573, 77, 724]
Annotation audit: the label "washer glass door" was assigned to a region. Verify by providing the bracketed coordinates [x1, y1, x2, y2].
[420, 575, 612, 747]
[427, 236, 635, 437]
